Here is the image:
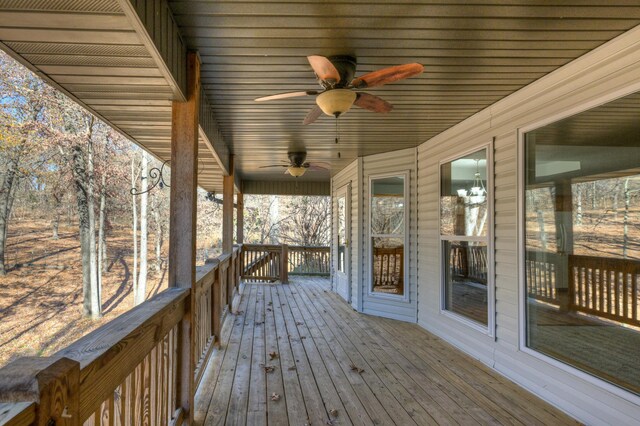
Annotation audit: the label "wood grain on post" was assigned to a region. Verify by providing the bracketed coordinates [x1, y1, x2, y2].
[169, 50, 201, 425]
[0, 357, 80, 426]
[236, 193, 244, 245]
[222, 156, 234, 254]
[281, 244, 289, 284]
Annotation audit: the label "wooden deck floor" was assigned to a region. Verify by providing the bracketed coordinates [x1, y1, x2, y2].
[194, 277, 578, 426]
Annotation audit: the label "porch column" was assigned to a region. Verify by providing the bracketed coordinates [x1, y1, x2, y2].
[169, 51, 200, 424]
[222, 155, 234, 253]
[554, 179, 574, 311]
[237, 192, 244, 244]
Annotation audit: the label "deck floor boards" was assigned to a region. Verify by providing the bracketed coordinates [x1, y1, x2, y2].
[195, 277, 579, 426]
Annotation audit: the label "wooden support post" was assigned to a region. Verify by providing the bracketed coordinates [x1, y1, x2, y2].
[222, 156, 234, 254]
[236, 192, 244, 245]
[281, 244, 289, 284]
[212, 268, 221, 341]
[0, 357, 80, 426]
[169, 51, 200, 425]
[554, 179, 574, 312]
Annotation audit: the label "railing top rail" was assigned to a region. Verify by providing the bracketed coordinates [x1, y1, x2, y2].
[54, 288, 189, 420]
[196, 262, 219, 281]
[0, 402, 35, 426]
[288, 246, 330, 252]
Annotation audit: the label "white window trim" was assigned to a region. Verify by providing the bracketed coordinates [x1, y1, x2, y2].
[516, 90, 640, 405]
[367, 170, 410, 303]
[438, 142, 495, 337]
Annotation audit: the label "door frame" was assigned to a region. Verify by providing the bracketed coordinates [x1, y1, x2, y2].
[335, 183, 351, 303]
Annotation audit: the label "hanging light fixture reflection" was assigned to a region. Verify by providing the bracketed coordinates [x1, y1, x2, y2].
[456, 159, 486, 204]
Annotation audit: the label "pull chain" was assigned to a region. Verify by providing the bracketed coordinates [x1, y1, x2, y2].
[335, 116, 339, 144]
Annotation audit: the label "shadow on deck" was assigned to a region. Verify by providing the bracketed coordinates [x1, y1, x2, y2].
[194, 277, 577, 425]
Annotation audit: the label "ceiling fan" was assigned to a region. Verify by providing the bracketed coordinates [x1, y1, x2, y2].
[255, 55, 424, 125]
[259, 152, 329, 177]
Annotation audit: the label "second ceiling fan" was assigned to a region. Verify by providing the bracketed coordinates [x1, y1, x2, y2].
[255, 55, 424, 125]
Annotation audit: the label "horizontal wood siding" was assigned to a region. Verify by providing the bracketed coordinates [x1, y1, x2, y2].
[416, 24, 640, 425]
[362, 148, 417, 322]
[331, 159, 359, 308]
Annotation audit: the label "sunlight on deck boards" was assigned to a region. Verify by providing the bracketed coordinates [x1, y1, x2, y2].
[194, 277, 578, 426]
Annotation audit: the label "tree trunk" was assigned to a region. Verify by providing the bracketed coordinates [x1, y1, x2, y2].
[623, 178, 630, 259]
[576, 184, 583, 225]
[153, 204, 162, 272]
[86, 127, 101, 318]
[0, 156, 20, 275]
[136, 151, 148, 305]
[97, 173, 106, 304]
[52, 216, 59, 239]
[72, 143, 93, 317]
[131, 156, 138, 303]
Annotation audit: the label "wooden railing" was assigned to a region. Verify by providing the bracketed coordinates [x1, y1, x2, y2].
[373, 246, 404, 293]
[288, 246, 330, 275]
[450, 243, 487, 285]
[0, 246, 242, 426]
[525, 250, 561, 305]
[241, 244, 286, 283]
[526, 250, 640, 326]
[568, 255, 639, 327]
[240, 244, 330, 283]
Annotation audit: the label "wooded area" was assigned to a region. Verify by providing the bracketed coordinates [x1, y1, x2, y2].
[0, 52, 330, 368]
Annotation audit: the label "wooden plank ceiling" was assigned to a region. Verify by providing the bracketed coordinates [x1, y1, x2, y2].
[168, 0, 640, 182]
[0, 0, 224, 192]
[1, 1, 640, 189]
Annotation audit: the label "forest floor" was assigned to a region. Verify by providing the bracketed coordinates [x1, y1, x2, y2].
[0, 220, 169, 367]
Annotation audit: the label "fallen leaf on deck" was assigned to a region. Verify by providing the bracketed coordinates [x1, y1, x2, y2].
[349, 363, 364, 374]
[264, 365, 275, 373]
[271, 392, 281, 401]
[329, 409, 339, 417]
[269, 351, 279, 360]
[295, 321, 303, 325]
[288, 365, 297, 371]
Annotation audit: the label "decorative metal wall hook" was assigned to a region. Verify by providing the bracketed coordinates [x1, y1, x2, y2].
[130, 160, 170, 196]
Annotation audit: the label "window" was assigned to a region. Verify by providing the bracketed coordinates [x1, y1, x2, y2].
[440, 147, 493, 328]
[370, 175, 406, 297]
[337, 195, 346, 273]
[523, 91, 640, 397]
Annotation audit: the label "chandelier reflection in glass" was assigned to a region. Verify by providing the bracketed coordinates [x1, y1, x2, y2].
[456, 159, 486, 205]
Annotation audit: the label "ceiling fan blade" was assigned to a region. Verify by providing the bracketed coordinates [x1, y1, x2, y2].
[354, 92, 393, 113]
[351, 63, 424, 89]
[303, 105, 323, 125]
[255, 90, 317, 102]
[259, 164, 288, 168]
[307, 164, 329, 171]
[307, 55, 341, 85]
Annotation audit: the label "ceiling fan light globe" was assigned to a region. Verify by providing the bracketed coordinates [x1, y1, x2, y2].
[287, 166, 307, 177]
[315, 89, 356, 117]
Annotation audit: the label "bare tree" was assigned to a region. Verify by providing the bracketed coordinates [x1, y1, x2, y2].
[136, 150, 148, 305]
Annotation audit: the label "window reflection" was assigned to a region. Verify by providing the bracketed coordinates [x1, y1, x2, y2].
[440, 148, 490, 326]
[337, 196, 346, 273]
[443, 241, 488, 324]
[371, 176, 405, 296]
[372, 237, 404, 295]
[524, 91, 640, 396]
